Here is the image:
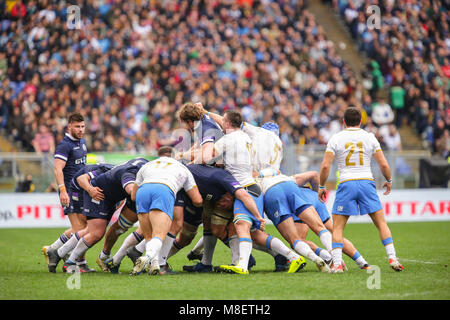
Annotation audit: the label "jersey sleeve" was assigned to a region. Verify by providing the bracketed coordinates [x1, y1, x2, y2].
[182, 169, 198, 192]
[54, 141, 71, 162]
[88, 168, 106, 179]
[241, 122, 260, 138]
[368, 133, 382, 154]
[218, 170, 242, 195]
[325, 135, 337, 155]
[121, 171, 137, 189]
[134, 168, 144, 187]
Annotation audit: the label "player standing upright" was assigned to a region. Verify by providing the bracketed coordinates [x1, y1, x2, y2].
[318, 107, 404, 273]
[42, 113, 94, 272]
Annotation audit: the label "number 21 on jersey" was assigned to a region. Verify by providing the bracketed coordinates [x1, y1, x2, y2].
[345, 141, 364, 166]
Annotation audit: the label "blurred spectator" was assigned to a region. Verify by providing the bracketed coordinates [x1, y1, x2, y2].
[11, 0, 27, 20]
[16, 174, 35, 193]
[45, 181, 58, 193]
[334, 0, 450, 156]
[3, 0, 445, 156]
[382, 124, 402, 151]
[433, 119, 450, 156]
[371, 100, 394, 126]
[32, 124, 55, 155]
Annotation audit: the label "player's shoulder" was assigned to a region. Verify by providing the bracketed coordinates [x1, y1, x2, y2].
[202, 114, 221, 129]
[237, 129, 252, 139]
[56, 134, 72, 147]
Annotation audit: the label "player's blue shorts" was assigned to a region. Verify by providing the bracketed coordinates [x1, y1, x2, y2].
[60, 188, 83, 215]
[332, 179, 382, 216]
[175, 191, 203, 227]
[264, 181, 312, 226]
[136, 183, 176, 219]
[82, 192, 116, 221]
[293, 187, 330, 224]
[69, 189, 84, 214]
[233, 184, 264, 231]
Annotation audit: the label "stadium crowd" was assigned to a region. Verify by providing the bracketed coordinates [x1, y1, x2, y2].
[0, 0, 448, 159]
[333, 0, 450, 158]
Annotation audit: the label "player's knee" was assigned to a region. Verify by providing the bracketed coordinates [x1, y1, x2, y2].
[178, 227, 197, 246]
[211, 224, 227, 240]
[91, 229, 106, 243]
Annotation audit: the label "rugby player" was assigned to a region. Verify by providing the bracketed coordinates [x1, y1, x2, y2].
[208, 111, 306, 275]
[318, 107, 404, 273]
[180, 164, 261, 273]
[42, 113, 94, 272]
[206, 110, 330, 272]
[43, 162, 113, 272]
[292, 171, 371, 270]
[46, 157, 148, 273]
[130, 150, 203, 276]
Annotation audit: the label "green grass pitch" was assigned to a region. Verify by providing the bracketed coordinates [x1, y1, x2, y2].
[0, 222, 449, 300]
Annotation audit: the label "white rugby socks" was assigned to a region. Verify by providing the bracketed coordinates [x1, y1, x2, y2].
[159, 232, 176, 266]
[293, 239, 322, 263]
[318, 229, 333, 252]
[113, 231, 143, 265]
[382, 237, 397, 259]
[238, 238, 252, 271]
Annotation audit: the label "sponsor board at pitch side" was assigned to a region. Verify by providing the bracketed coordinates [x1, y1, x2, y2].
[0, 190, 449, 228]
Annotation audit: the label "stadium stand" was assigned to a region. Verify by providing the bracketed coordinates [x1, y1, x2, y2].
[332, 0, 449, 159]
[0, 0, 447, 159]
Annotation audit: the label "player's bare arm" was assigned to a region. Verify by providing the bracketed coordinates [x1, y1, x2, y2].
[76, 173, 104, 201]
[318, 151, 335, 202]
[54, 158, 69, 206]
[203, 109, 224, 130]
[124, 183, 135, 196]
[131, 183, 138, 201]
[373, 150, 393, 195]
[186, 187, 203, 207]
[293, 171, 320, 191]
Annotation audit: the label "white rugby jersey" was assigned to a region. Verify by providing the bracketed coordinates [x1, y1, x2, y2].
[241, 122, 288, 193]
[241, 122, 283, 172]
[326, 127, 382, 183]
[135, 156, 197, 194]
[213, 130, 256, 187]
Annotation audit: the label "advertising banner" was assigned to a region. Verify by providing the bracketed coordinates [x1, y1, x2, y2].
[0, 189, 449, 228]
[324, 189, 450, 223]
[0, 193, 122, 228]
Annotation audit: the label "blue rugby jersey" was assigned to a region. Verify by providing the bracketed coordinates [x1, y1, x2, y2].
[194, 114, 224, 145]
[187, 164, 242, 201]
[71, 163, 114, 191]
[54, 133, 88, 190]
[90, 158, 148, 204]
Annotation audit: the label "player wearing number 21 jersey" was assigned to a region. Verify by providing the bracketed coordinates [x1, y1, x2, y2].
[319, 107, 403, 273]
[325, 127, 383, 215]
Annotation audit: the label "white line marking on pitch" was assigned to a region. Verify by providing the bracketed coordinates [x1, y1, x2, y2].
[401, 258, 440, 265]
